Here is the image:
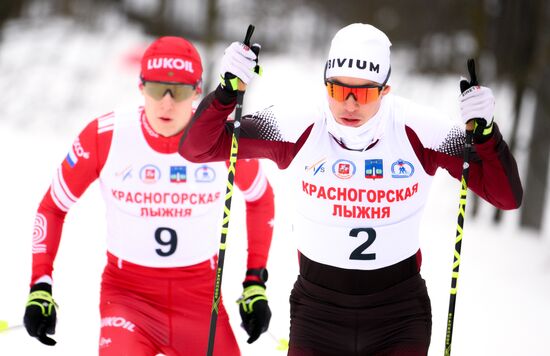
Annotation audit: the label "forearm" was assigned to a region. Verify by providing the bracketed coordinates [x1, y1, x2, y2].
[30, 118, 105, 285]
[467, 123, 523, 209]
[31, 193, 66, 285]
[180, 87, 237, 162]
[245, 183, 274, 270]
[181, 86, 304, 168]
[410, 122, 522, 210]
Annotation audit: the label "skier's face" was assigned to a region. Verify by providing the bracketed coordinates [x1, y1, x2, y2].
[327, 76, 390, 127]
[140, 82, 200, 137]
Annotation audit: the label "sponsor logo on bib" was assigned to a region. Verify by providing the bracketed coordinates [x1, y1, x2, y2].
[391, 159, 414, 178]
[365, 159, 383, 179]
[332, 159, 356, 179]
[140, 164, 161, 184]
[194, 165, 215, 182]
[170, 166, 187, 183]
[305, 158, 327, 176]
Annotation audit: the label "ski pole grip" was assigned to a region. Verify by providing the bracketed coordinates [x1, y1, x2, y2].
[230, 24, 256, 91]
[244, 24, 255, 46]
[465, 58, 479, 131]
[467, 58, 478, 86]
[222, 24, 256, 90]
[244, 24, 260, 58]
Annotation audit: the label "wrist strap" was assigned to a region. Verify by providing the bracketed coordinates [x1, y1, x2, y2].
[237, 285, 268, 313]
[241, 285, 267, 299]
[481, 121, 494, 136]
[28, 291, 54, 302]
[27, 291, 57, 317]
[220, 75, 240, 91]
[474, 119, 494, 136]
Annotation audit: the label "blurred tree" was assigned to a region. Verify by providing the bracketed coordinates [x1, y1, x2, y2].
[480, 0, 549, 230]
[0, 0, 25, 37]
[56, 0, 72, 16]
[124, 0, 170, 35]
[202, 0, 219, 93]
[519, 1, 550, 231]
[301, 0, 484, 73]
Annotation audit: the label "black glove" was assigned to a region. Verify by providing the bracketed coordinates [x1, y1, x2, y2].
[237, 280, 271, 344]
[23, 283, 57, 346]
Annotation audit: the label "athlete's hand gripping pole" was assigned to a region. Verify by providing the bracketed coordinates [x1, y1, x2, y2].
[23, 283, 58, 346]
[206, 24, 260, 356]
[444, 58, 479, 356]
[237, 272, 271, 344]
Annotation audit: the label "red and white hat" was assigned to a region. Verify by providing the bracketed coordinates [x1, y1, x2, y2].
[140, 36, 203, 85]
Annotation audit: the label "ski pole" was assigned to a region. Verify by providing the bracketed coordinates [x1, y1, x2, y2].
[444, 58, 478, 356]
[0, 320, 23, 333]
[267, 331, 289, 351]
[206, 24, 257, 356]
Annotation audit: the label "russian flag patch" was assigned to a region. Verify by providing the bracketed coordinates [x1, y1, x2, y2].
[66, 149, 78, 168]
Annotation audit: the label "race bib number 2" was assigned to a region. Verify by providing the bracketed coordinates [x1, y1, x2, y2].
[349, 228, 376, 261]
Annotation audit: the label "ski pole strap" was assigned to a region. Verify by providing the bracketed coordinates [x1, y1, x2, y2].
[220, 74, 240, 91]
[237, 285, 268, 314]
[250, 43, 262, 75]
[26, 291, 57, 317]
[474, 120, 494, 136]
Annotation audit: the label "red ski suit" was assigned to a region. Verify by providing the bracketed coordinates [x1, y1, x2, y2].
[31, 107, 274, 355]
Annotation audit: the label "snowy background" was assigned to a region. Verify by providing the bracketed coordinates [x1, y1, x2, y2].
[0, 14, 549, 356]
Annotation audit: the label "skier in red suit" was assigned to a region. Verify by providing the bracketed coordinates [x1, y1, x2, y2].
[23, 36, 275, 356]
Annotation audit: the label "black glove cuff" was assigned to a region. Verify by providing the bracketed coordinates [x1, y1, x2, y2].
[244, 267, 268, 286]
[30, 282, 52, 294]
[473, 131, 494, 144]
[215, 84, 238, 105]
[243, 280, 266, 289]
[472, 122, 494, 144]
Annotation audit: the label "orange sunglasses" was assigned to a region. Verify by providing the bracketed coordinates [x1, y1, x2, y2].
[325, 67, 391, 105]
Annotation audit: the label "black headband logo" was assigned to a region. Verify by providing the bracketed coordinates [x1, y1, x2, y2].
[326, 58, 380, 73]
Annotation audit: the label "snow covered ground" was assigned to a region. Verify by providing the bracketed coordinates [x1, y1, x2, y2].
[0, 15, 549, 356]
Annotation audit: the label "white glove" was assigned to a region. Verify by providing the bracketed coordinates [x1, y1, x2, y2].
[459, 85, 495, 127]
[220, 42, 258, 86]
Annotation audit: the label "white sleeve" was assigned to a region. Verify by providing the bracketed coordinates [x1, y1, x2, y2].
[241, 95, 325, 143]
[396, 96, 464, 153]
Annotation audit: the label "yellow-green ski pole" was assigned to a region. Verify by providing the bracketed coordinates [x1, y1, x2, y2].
[206, 24, 257, 356]
[0, 320, 23, 333]
[444, 58, 478, 356]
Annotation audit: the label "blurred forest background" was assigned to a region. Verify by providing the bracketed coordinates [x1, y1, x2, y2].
[1, 0, 548, 233]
